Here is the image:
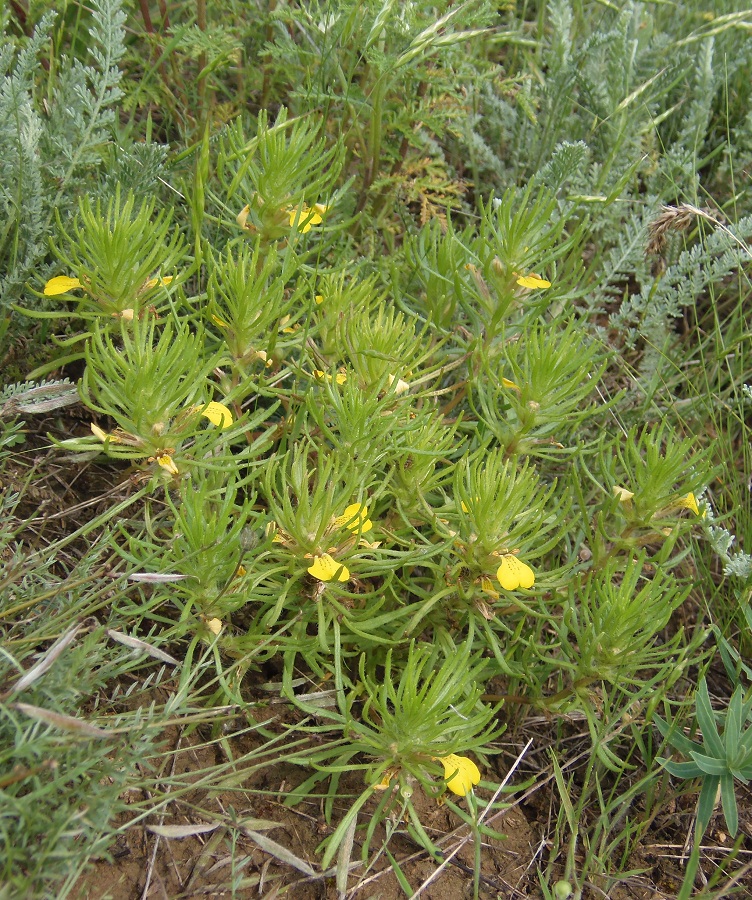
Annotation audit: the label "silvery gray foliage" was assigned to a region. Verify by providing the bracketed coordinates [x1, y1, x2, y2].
[612, 215, 752, 346]
[704, 503, 752, 580]
[0, 0, 141, 311]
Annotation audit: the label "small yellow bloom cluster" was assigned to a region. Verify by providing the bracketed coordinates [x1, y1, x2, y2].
[272, 502, 374, 584]
[90, 401, 233, 475]
[287, 202, 328, 233]
[459, 497, 536, 592]
[236, 201, 329, 235]
[306, 503, 373, 582]
[372, 754, 481, 797]
[612, 486, 700, 517]
[43, 274, 173, 314]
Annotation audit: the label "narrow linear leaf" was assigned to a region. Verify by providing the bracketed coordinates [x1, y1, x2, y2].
[147, 823, 220, 838]
[13, 703, 112, 738]
[243, 830, 316, 876]
[106, 629, 180, 665]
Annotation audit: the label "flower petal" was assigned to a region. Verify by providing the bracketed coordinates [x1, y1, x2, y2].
[156, 454, 179, 475]
[439, 754, 481, 796]
[200, 401, 233, 429]
[143, 275, 174, 290]
[288, 203, 325, 233]
[313, 369, 347, 385]
[677, 492, 699, 515]
[205, 617, 222, 635]
[516, 274, 551, 290]
[237, 205, 251, 230]
[387, 374, 410, 395]
[612, 485, 634, 503]
[91, 423, 119, 443]
[480, 576, 500, 599]
[502, 377, 521, 392]
[372, 770, 396, 791]
[496, 555, 535, 590]
[307, 553, 349, 582]
[335, 503, 373, 534]
[44, 276, 82, 296]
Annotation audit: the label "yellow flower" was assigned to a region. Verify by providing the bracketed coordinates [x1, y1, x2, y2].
[387, 374, 410, 395]
[334, 503, 373, 534]
[516, 273, 551, 290]
[43, 275, 82, 296]
[307, 553, 349, 582]
[313, 369, 347, 385]
[91, 423, 120, 443]
[612, 485, 635, 503]
[156, 454, 179, 476]
[142, 275, 174, 291]
[502, 377, 521, 392]
[91, 424, 144, 447]
[199, 401, 233, 429]
[496, 555, 535, 590]
[372, 770, 397, 791]
[237, 204, 252, 231]
[288, 203, 327, 233]
[266, 522, 290, 545]
[677, 492, 699, 515]
[480, 576, 500, 598]
[438, 754, 481, 796]
[204, 617, 223, 635]
[315, 294, 324, 305]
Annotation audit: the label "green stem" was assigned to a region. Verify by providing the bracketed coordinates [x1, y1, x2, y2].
[357, 75, 386, 213]
[196, 0, 208, 128]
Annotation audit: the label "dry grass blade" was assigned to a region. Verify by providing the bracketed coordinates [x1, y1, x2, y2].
[147, 823, 220, 838]
[9, 621, 88, 694]
[13, 702, 113, 738]
[238, 817, 288, 831]
[242, 829, 316, 877]
[127, 572, 193, 583]
[107, 628, 180, 664]
[336, 813, 358, 898]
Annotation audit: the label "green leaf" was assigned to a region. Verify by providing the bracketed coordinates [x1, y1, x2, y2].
[319, 789, 372, 870]
[719, 770, 738, 836]
[695, 679, 725, 759]
[689, 751, 727, 777]
[385, 848, 414, 897]
[660, 758, 703, 778]
[725, 687, 743, 764]
[695, 775, 720, 840]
